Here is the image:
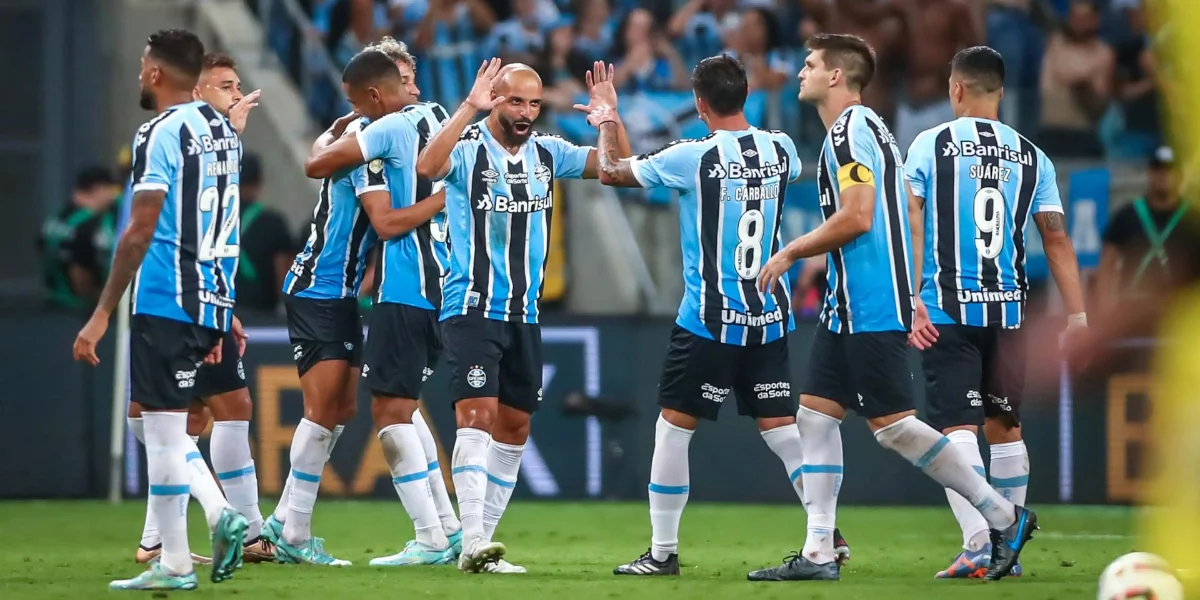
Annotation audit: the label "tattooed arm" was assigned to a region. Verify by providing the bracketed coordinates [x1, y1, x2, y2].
[1035, 210, 1086, 317]
[596, 119, 641, 187]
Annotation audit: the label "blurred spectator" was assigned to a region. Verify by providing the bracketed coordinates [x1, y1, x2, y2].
[893, 0, 981, 152]
[800, 0, 904, 123]
[1037, 0, 1113, 158]
[667, 0, 740, 67]
[613, 8, 690, 92]
[407, 0, 497, 108]
[234, 154, 295, 313]
[983, 0, 1054, 134]
[1112, 0, 1160, 157]
[724, 7, 795, 91]
[541, 24, 590, 111]
[484, 0, 556, 63]
[572, 0, 616, 62]
[39, 167, 119, 310]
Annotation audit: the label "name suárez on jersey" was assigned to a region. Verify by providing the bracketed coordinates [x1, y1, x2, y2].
[957, 289, 1024, 303]
[943, 141, 1033, 166]
[707, 158, 789, 180]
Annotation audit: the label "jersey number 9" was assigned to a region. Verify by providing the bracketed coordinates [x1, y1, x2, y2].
[735, 209, 766, 279]
[973, 187, 1005, 260]
[199, 184, 240, 261]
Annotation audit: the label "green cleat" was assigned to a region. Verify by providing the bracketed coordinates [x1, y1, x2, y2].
[369, 540, 456, 566]
[109, 561, 198, 591]
[211, 507, 248, 583]
[448, 529, 464, 558]
[262, 514, 284, 545]
[274, 536, 352, 566]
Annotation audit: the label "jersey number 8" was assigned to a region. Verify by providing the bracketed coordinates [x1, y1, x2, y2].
[973, 187, 1005, 260]
[734, 209, 765, 279]
[199, 184, 240, 261]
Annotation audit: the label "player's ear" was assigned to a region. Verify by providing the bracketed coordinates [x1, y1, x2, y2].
[829, 67, 843, 89]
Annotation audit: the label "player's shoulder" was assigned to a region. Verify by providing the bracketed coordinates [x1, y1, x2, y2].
[402, 101, 449, 122]
[636, 133, 717, 161]
[345, 116, 369, 136]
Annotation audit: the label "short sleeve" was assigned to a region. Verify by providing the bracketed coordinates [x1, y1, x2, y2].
[357, 113, 418, 162]
[829, 110, 878, 192]
[629, 140, 700, 190]
[131, 122, 180, 193]
[537, 134, 593, 180]
[774, 133, 803, 182]
[1032, 154, 1064, 214]
[354, 159, 389, 196]
[437, 141, 470, 185]
[904, 130, 935, 199]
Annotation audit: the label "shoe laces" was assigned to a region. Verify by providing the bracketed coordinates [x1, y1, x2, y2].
[781, 551, 805, 567]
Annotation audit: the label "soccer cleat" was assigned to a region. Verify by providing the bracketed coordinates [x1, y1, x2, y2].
[985, 505, 1038, 581]
[833, 528, 850, 566]
[135, 544, 212, 565]
[242, 536, 277, 564]
[369, 540, 456, 566]
[935, 545, 991, 579]
[1010, 561, 1023, 577]
[211, 508, 248, 583]
[262, 514, 284, 545]
[457, 538, 506, 573]
[482, 558, 527, 574]
[614, 549, 680, 576]
[448, 529, 464, 557]
[274, 536, 352, 566]
[109, 561, 198, 591]
[747, 552, 840, 581]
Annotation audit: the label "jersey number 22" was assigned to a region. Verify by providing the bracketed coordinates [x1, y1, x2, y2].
[199, 184, 240, 261]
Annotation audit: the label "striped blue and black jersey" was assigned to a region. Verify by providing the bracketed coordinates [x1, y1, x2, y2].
[356, 102, 450, 310]
[815, 105, 914, 334]
[905, 117, 1063, 328]
[129, 100, 242, 332]
[435, 124, 592, 323]
[283, 119, 378, 300]
[631, 127, 801, 345]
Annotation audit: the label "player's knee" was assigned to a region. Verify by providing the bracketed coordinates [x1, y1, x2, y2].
[756, 416, 794, 432]
[983, 415, 1021, 443]
[127, 401, 143, 419]
[493, 405, 532, 444]
[455, 398, 498, 433]
[186, 403, 211, 437]
[207, 390, 253, 422]
[660, 408, 699, 431]
[337, 399, 358, 425]
[370, 395, 417, 428]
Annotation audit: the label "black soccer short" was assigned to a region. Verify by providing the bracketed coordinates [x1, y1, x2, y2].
[658, 326, 795, 421]
[364, 302, 441, 399]
[283, 295, 363, 377]
[801, 326, 915, 418]
[195, 330, 247, 398]
[130, 314, 223, 411]
[922, 324, 1026, 431]
[441, 313, 542, 414]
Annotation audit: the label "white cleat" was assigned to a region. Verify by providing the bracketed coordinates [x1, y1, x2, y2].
[457, 538, 506, 574]
[482, 558, 526, 574]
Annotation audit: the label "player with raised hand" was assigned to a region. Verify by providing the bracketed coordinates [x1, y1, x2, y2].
[754, 33, 1036, 582]
[73, 29, 248, 591]
[415, 58, 632, 574]
[904, 46, 1085, 579]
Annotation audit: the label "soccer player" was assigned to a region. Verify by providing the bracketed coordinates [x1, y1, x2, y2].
[72, 29, 247, 591]
[302, 39, 465, 567]
[577, 55, 825, 577]
[414, 59, 632, 573]
[753, 33, 1036, 582]
[903, 46, 1086, 579]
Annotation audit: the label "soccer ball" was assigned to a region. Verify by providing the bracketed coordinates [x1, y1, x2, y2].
[1098, 552, 1183, 600]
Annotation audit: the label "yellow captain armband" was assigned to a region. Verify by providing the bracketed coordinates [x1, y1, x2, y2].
[836, 162, 874, 191]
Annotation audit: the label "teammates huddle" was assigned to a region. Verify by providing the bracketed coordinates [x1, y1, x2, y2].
[73, 26, 1087, 592]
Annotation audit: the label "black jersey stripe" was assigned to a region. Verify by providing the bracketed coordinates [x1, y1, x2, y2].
[505, 158, 531, 317]
[412, 115, 443, 306]
[865, 117, 913, 330]
[343, 206, 372, 293]
[933, 126, 962, 323]
[535, 143, 556, 309]
[769, 139, 793, 337]
[1012, 134, 1039, 295]
[736, 133, 767, 345]
[199, 105, 233, 328]
[130, 109, 177, 187]
[698, 145, 726, 340]
[291, 179, 332, 294]
[974, 120, 1002, 326]
[467, 145, 492, 311]
[178, 123, 202, 324]
[816, 151, 850, 332]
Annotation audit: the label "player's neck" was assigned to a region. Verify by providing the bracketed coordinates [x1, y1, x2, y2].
[155, 90, 195, 114]
[704, 113, 751, 133]
[957, 102, 1000, 121]
[818, 93, 861, 130]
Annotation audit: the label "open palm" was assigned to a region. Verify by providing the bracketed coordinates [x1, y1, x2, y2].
[466, 57, 506, 111]
[573, 61, 619, 116]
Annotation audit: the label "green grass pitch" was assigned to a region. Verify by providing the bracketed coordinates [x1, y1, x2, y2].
[0, 501, 1131, 599]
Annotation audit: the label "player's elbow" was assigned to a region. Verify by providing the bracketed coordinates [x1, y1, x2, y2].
[850, 209, 874, 236]
[415, 155, 440, 180]
[304, 156, 333, 179]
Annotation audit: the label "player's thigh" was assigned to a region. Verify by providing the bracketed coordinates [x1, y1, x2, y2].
[129, 315, 221, 411]
[733, 336, 796, 420]
[497, 322, 543, 415]
[799, 326, 856, 410]
[921, 324, 986, 431]
[844, 331, 917, 419]
[284, 295, 363, 378]
[441, 314, 503, 402]
[982, 327, 1027, 426]
[364, 303, 437, 401]
[657, 326, 736, 422]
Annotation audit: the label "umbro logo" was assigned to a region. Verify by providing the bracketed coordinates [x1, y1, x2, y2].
[741, 148, 758, 158]
[481, 169, 499, 184]
[979, 131, 995, 137]
[209, 117, 223, 127]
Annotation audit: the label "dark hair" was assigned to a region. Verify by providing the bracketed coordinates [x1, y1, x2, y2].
[75, 166, 116, 191]
[747, 7, 781, 52]
[691, 54, 748, 117]
[951, 46, 1005, 94]
[202, 52, 237, 71]
[341, 50, 401, 87]
[805, 33, 876, 92]
[147, 29, 205, 81]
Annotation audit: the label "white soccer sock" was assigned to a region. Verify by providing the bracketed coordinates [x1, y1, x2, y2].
[190, 435, 200, 444]
[128, 417, 161, 549]
[282, 419, 333, 545]
[184, 437, 230, 530]
[874, 416, 1015, 530]
[144, 412, 192, 575]
[451, 428, 491, 545]
[482, 440, 524, 543]
[990, 440, 1029, 506]
[330, 424, 345, 456]
[943, 430, 990, 551]
[211, 420, 263, 541]
[761, 424, 806, 505]
[796, 406, 843, 564]
[379, 424, 447, 549]
[414, 409, 460, 534]
[649, 415, 693, 562]
[273, 424, 343, 524]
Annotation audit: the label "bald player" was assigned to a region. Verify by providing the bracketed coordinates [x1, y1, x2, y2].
[415, 60, 632, 574]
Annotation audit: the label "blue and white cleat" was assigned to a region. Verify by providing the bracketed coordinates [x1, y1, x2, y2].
[935, 545, 991, 579]
[262, 514, 284, 545]
[448, 529, 464, 558]
[369, 540, 456, 566]
[985, 505, 1038, 581]
[109, 561, 198, 591]
[211, 508, 248, 583]
[274, 536, 352, 566]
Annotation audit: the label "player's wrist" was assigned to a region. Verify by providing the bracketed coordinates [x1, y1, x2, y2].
[1067, 312, 1087, 327]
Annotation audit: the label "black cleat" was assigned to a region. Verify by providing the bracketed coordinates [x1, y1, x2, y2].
[614, 549, 679, 576]
[985, 505, 1038, 581]
[833, 528, 850, 566]
[748, 552, 840, 581]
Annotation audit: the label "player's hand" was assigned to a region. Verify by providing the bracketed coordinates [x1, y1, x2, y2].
[465, 58, 506, 112]
[758, 251, 795, 294]
[908, 299, 939, 350]
[228, 89, 261, 135]
[572, 61, 619, 115]
[73, 313, 110, 367]
[231, 315, 248, 357]
[1060, 313, 1090, 371]
[330, 110, 360, 137]
[586, 105, 618, 128]
[203, 340, 223, 366]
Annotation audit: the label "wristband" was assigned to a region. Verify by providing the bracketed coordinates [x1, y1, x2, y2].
[1067, 313, 1087, 327]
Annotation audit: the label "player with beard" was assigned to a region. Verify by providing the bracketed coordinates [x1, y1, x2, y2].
[415, 59, 632, 573]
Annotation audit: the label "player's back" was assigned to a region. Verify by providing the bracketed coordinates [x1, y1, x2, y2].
[130, 100, 242, 332]
[285, 119, 377, 300]
[631, 127, 802, 345]
[905, 117, 1060, 328]
[815, 104, 913, 334]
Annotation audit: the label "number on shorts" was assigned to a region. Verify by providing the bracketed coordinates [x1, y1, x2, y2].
[973, 186, 1005, 260]
[199, 184, 240, 261]
[734, 209, 765, 279]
